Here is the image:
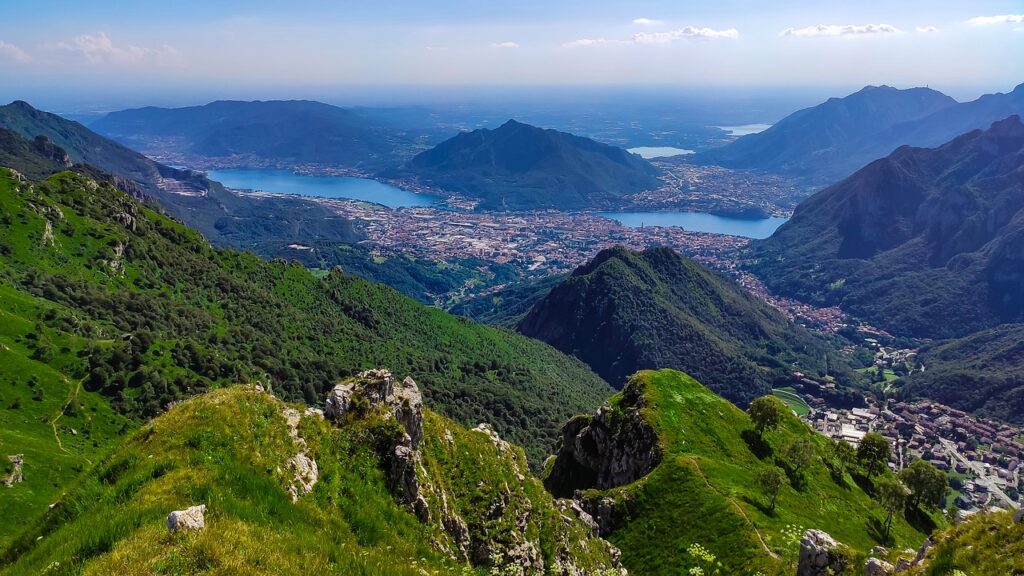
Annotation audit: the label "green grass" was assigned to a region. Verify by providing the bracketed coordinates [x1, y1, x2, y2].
[772, 387, 811, 417]
[1, 385, 619, 575]
[0, 283, 130, 548]
[579, 370, 942, 576]
[899, 510, 1023, 576]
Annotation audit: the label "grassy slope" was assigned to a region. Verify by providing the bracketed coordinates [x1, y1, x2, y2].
[1, 385, 618, 575]
[901, 510, 1023, 576]
[0, 175, 133, 547]
[0, 169, 612, 466]
[590, 370, 937, 575]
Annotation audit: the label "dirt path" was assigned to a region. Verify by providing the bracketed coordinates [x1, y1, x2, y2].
[687, 456, 779, 559]
[50, 377, 82, 454]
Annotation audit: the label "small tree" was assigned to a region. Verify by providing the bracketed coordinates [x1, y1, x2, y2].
[875, 476, 909, 541]
[785, 439, 815, 476]
[830, 440, 856, 475]
[857, 432, 891, 478]
[756, 465, 786, 511]
[748, 396, 787, 437]
[899, 459, 948, 509]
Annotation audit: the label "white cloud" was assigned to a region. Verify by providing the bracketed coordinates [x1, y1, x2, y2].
[562, 38, 612, 48]
[632, 18, 661, 26]
[915, 26, 939, 33]
[57, 32, 182, 66]
[0, 40, 30, 63]
[964, 14, 1024, 26]
[632, 26, 739, 44]
[780, 24, 902, 37]
[490, 41, 520, 49]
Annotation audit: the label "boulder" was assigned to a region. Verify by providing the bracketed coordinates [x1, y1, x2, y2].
[1015, 508, 1023, 524]
[864, 557, 894, 576]
[166, 504, 206, 532]
[869, 546, 888, 557]
[797, 530, 849, 576]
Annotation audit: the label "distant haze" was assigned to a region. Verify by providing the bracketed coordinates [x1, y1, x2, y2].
[0, 0, 1021, 111]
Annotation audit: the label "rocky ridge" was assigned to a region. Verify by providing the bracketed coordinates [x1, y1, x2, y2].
[322, 369, 626, 575]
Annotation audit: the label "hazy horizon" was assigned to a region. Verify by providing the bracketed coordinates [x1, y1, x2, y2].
[2, 0, 1021, 113]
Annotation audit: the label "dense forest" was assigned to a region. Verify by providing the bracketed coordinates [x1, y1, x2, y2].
[0, 169, 613, 463]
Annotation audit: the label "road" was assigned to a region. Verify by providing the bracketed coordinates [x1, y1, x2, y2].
[940, 438, 1020, 510]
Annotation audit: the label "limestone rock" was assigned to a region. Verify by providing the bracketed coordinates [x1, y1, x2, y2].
[1015, 507, 1023, 524]
[166, 504, 206, 532]
[281, 407, 319, 501]
[544, 378, 661, 497]
[797, 530, 849, 576]
[325, 370, 423, 449]
[4, 454, 24, 487]
[325, 370, 428, 517]
[912, 539, 931, 565]
[864, 557, 894, 576]
[869, 546, 888, 557]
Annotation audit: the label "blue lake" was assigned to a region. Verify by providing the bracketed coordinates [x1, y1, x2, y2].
[207, 168, 436, 208]
[627, 146, 695, 159]
[597, 211, 788, 239]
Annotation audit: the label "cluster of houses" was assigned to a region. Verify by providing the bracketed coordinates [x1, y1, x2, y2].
[796, 381, 1022, 515]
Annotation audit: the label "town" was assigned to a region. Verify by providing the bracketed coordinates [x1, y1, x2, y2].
[792, 373, 1023, 518]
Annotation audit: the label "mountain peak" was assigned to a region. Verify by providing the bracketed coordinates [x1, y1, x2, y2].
[407, 121, 660, 210]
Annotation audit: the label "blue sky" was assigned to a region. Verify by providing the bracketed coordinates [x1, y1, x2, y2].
[1, 0, 1021, 107]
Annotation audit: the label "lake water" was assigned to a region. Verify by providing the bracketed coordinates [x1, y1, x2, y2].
[207, 168, 436, 208]
[627, 146, 695, 159]
[597, 211, 788, 239]
[714, 123, 772, 137]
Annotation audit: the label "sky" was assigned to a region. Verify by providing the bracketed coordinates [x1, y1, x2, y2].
[1, 0, 1022, 110]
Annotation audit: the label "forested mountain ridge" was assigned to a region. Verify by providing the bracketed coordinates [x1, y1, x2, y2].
[750, 115, 1024, 340]
[0, 167, 613, 470]
[401, 119, 662, 210]
[693, 85, 957, 181]
[516, 245, 846, 405]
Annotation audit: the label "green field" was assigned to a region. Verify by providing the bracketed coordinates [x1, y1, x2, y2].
[772, 387, 811, 416]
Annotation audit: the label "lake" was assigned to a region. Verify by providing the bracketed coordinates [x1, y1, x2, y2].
[597, 211, 788, 239]
[714, 123, 772, 137]
[207, 168, 436, 208]
[627, 146, 695, 159]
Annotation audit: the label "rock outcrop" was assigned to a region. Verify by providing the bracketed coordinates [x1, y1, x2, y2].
[864, 557, 894, 576]
[544, 377, 661, 498]
[166, 504, 206, 532]
[325, 370, 427, 519]
[4, 454, 24, 487]
[797, 530, 849, 576]
[281, 406, 320, 501]
[1015, 507, 1023, 524]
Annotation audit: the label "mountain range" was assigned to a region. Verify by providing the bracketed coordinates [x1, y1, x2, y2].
[92, 99, 416, 169]
[515, 245, 844, 404]
[0, 100, 364, 249]
[696, 83, 1024, 183]
[750, 115, 1024, 340]
[401, 119, 662, 210]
